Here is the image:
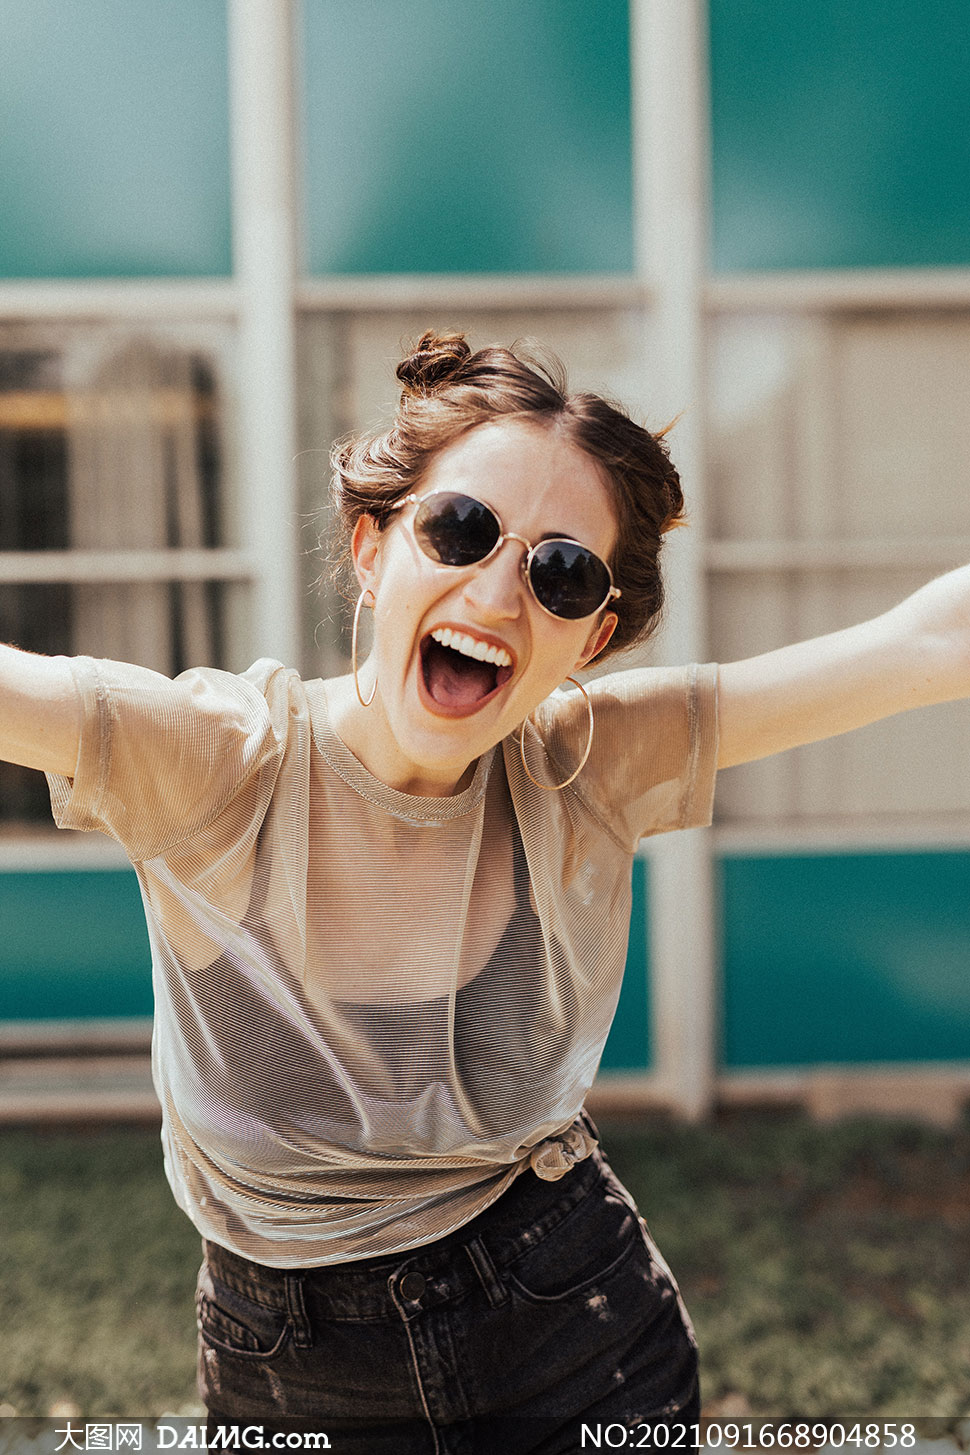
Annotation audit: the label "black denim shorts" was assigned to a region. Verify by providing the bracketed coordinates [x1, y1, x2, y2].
[197, 1126, 699, 1454]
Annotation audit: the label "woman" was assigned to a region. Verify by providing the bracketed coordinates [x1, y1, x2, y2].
[4, 332, 970, 1450]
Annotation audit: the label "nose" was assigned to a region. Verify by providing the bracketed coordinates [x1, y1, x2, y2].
[460, 536, 527, 619]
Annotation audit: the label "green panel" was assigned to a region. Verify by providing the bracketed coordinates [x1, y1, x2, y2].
[301, 0, 633, 275]
[709, 0, 970, 270]
[2, 859, 651, 1063]
[600, 855, 651, 1072]
[0, 871, 151, 1020]
[722, 853, 970, 1067]
[0, 1, 231, 278]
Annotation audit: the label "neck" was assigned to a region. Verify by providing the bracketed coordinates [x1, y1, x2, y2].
[325, 674, 478, 797]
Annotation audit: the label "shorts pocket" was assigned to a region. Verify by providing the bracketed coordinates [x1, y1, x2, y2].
[196, 1265, 291, 1360]
[505, 1178, 641, 1304]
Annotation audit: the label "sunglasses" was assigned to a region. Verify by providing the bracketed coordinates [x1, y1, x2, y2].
[388, 490, 621, 621]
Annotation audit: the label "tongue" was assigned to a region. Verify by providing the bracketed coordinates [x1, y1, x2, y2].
[425, 641, 496, 708]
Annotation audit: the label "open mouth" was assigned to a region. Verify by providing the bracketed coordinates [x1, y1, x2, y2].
[419, 628, 515, 715]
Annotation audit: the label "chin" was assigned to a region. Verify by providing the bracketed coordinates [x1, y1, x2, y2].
[397, 699, 500, 779]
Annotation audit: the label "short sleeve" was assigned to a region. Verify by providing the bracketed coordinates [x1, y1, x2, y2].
[46, 656, 287, 862]
[531, 663, 719, 850]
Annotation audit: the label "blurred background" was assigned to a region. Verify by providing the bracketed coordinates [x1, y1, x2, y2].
[2, 0, 970, 1125]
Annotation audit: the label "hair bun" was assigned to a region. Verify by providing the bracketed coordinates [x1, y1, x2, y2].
[396, 330, 471, 397]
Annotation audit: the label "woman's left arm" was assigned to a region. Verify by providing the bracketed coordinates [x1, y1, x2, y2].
[717, 563, 970, 769]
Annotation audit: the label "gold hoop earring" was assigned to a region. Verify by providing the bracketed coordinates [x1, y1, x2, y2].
[352, 589, 377, 707]
[519, 677, 594, 791]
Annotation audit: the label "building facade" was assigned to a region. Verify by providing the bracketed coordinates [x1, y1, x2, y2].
[2, 0, 970, 1117]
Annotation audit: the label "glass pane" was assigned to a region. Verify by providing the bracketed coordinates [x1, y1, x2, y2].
[708, 311, 970, 824]
[0, 341, 225, 555]
[0, 352, 69, 551]
[0, 333, 232, 825]
[0, 1, 231, 278]
[301, 0, 633, 274]
[710, 0, 970, 269]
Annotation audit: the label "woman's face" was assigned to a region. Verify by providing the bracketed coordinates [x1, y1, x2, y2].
[350, 417, 618, 795]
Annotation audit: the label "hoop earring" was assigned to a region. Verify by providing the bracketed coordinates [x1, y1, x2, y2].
[352, 589, 377, 707]
[519, 677, 594, 791]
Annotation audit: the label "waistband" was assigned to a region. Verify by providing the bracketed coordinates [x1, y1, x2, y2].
[202, 1113, 610, 1322]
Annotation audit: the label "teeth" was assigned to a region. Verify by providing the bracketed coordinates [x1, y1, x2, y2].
[430, 627, 512, 668]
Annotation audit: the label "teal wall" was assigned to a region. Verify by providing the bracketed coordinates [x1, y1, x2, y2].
[0, 871, 151, 1021]
[600, 855, 651, 1072]
[722, 853, 970, 1066]
[7, 851, 970, 1074]
[0, 0, 231, 278]
[300, 0, 633, 275]
[709, 0, 970, 270]
[0, 860, 652, 1069]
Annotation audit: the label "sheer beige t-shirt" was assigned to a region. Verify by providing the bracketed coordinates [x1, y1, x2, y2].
[47, 656, 718, 1267]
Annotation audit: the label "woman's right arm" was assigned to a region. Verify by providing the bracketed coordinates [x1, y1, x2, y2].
[0, 644, 80, 777]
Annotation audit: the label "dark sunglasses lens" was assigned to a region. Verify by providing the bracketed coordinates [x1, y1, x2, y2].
[529, 540, 612, 619]
[413, 493, 501, 567]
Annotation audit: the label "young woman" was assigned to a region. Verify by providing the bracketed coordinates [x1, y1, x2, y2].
[4, 332, 970, 1451]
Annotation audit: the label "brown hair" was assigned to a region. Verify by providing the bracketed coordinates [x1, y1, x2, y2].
[331, 330, 685, 662]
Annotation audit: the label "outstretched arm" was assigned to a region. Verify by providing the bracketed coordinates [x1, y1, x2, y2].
[0, 645, 80, 776]
[717, 564, 970, 769]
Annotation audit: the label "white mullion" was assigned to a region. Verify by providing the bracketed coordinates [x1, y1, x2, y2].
[0, 548, 253, 584]
[716, 818, 970, 854]
[227, 0, 300, 666]
[708, 269, 970, 313]
[707, 539, 970, 571]
[0, 279, 238, 322]
[296, 275, 649, 311]
[632, 0, 716, 1119]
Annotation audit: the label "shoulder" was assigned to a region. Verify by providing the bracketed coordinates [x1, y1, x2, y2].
[525, 662, 719, 846]
[536, 662, 718, 737]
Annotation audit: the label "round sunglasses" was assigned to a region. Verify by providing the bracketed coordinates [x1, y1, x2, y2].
[388, 490, 621, 621]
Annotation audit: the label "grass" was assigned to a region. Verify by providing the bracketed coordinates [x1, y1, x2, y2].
[1, 1111, 969, 1419]
[602, 1111, 970, 1420]
[0, 1126, 202, 1418]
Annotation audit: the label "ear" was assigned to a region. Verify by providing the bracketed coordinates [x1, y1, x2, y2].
[351, 514, 382, 595]
[575, 611, 618, 671]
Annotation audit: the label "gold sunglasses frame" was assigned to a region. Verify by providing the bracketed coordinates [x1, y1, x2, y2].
[388, 490, 621, 622]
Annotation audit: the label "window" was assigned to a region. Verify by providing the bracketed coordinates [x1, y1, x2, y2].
[0, 324, 241, 826]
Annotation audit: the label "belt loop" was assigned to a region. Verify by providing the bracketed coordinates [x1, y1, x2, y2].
[464, 1236, 509, 1309]
[285, 1273, 313, 1349]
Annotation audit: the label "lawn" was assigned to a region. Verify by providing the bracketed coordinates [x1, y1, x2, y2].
[1, 1111, 969, 1420]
